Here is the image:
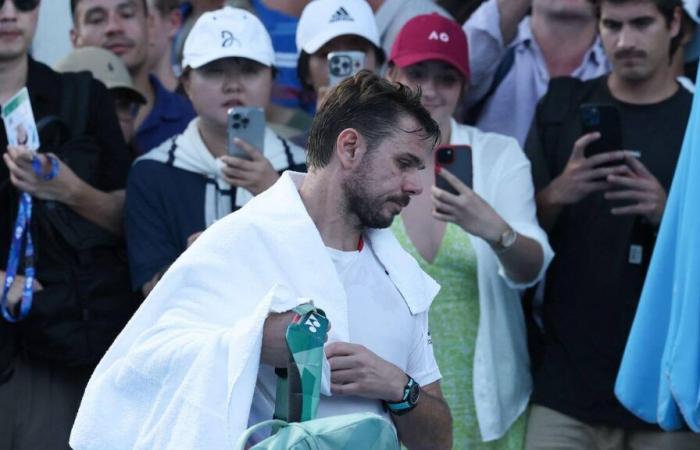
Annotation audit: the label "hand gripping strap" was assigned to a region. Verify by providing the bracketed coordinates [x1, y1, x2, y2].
[273, 303, 329, 424]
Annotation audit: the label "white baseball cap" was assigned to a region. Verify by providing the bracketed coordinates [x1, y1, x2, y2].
[182, 7, 275, 69]
[296, 0, 381, 55]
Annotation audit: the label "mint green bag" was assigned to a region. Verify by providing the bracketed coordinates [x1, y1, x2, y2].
[235, 304, 399, 450]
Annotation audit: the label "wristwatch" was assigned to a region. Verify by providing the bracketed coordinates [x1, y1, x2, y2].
[385, 375, 420, 416]
[492, 226, 517, 254]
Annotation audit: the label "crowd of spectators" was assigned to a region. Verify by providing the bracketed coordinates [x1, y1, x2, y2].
[1, 0, 699, 449]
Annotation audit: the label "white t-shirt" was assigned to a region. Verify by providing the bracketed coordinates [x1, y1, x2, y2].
[248, 239, 441, 430]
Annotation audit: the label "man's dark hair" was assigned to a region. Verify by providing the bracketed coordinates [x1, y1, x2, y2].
[306, 70, 440, 169]
[588, 0, 684, 57]
[71, 0, 148, 19]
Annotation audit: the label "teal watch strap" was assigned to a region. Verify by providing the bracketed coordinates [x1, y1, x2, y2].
[385, 375, 420, 415]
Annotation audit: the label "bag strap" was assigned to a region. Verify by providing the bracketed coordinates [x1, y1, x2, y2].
[273, 303, 329, 424]
[234, 419, 289, 450]
[57, 71, 93, 137]
[465, 46, 516, 125]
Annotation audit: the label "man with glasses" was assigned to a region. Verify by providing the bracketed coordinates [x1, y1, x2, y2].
[0, 2, 139, 449]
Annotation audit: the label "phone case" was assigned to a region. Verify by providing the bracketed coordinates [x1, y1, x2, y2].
[435, 145, 473, 194]
[227, 107, 266, 159]
[328, 51, 365, 87]
[579, 103, 623, 157]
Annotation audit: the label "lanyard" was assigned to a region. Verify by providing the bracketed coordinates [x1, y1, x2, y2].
[0, 154, 59, 322]
[1, 192, 35, 322]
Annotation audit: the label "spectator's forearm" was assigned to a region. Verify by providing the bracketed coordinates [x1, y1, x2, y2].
[497, 0, 532, 44]
[64, 183, 125, 236]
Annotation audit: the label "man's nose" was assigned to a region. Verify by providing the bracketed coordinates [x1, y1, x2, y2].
[403, 171, 423, 196]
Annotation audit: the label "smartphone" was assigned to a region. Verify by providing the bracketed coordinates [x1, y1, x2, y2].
[435, 145, 473, 195]
[579, 103, 623, 158]
[327, 51, 365, 87]
[227, 107, 265, 159]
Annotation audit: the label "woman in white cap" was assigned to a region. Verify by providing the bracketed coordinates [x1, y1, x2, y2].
[295, 0, 385, 112]
[386, 14, 553, 450]
[125, 7, 306, 297]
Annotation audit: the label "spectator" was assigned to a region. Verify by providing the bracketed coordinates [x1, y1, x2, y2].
[55, 46, 146, 146]
[70, 0, 196, 153]
[0, 2, 139, 449]
[386, 13, 553, 448]
[146, 0, 182, 92]
[71, 69, 454, 450]
[125, 7, 306, 297]
[366, 0, 452, 59]
[296, 0, 384, 112]
[523, 0, 700, 448]
[464, 0, 609, 146]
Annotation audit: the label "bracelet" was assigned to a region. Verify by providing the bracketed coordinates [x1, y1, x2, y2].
[31, 154, 60, 181]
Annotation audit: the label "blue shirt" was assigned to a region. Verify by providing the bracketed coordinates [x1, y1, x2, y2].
[125, 159, 214, 290]
[251, 0, 306, 110]
[134, 75, 196, 154]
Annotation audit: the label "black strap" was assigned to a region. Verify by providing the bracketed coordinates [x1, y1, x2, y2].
[465, 46, 516, 125]
[58, 71, 93, 137]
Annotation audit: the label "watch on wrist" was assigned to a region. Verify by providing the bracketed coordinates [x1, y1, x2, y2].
[492, 226, 517, 254]
[385, 375, 420, 416]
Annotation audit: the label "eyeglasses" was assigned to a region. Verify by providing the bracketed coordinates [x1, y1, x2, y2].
[0, 0, 40, 12]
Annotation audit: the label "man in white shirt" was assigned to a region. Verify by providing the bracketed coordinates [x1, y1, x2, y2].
[70, 70, 452, 449]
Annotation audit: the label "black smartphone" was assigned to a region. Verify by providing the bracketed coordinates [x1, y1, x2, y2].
[435, 145, 473, 195]
[226, 106, 265, 160]
[579, 103, 623, 158]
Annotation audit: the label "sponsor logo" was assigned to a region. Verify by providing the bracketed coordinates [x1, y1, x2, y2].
[305, 314, 321, 333]
[428, 31, 450, 42]
[330, 7, 353, 23]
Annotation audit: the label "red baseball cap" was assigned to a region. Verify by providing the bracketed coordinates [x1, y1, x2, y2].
[389, 13, 470, 80]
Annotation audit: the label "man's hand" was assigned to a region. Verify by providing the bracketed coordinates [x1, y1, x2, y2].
[536, 133, 628, 231]
[3, 146, 80, 203]
[542, 133, 628, 206]
[326, 342, 407, 402]
[220, 138, 279, 196]
[605, 153, 667, 226]
[0, 269, 43, 311]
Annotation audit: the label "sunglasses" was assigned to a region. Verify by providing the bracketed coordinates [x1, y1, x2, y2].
[0, 0, 40, 12]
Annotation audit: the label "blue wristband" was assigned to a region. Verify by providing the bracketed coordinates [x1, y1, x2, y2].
[31, 154, 60, 181]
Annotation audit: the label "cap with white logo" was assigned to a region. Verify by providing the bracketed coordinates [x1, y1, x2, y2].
[182, 6, 275, 69]
[390, 13, 470, 79]
[54, 46, 146, 104]
[296, 0, 381, 55]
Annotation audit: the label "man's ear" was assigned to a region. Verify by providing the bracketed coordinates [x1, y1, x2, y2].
[335, 128, 367, 169]
[670, 6, 682, 40]
[69, 28, 80, 48]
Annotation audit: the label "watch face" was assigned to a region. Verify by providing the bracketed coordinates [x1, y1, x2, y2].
[408, 382, 420, 404]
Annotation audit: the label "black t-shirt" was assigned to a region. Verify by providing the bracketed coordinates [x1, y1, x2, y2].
[0, 57, 137, 368]
[525, 75, 692, 428]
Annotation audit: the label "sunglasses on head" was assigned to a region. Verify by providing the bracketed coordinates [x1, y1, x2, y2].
[0, 0, 40, 12]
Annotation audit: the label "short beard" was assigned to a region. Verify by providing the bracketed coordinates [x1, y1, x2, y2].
[342, 156, 410, 230]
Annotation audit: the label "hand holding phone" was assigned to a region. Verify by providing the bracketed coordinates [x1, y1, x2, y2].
[579, 103, 623, 159]
[227, 107, 265, 160]
[434, 145, 473, 194]
[327, 51, 365, 87]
